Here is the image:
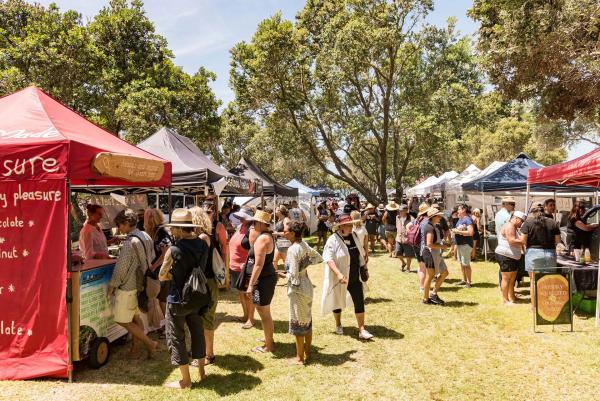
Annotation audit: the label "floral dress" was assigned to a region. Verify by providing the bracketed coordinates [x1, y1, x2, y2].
[285, 241, 323, 336]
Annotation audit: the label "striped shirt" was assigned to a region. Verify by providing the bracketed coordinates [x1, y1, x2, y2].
[109, 229, 155, 291]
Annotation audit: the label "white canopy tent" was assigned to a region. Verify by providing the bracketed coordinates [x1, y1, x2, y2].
[406, 175, 438, 196]
[286, 179, 318, 233]
[426, 171, 459, 194]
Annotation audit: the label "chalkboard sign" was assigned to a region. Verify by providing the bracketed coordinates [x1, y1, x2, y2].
[535, 271, 572, 327]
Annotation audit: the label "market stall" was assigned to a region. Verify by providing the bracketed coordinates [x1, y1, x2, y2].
[0, 87, 172, 380]
[405, 175, 438, 197]
[528, 146, 600, 326]
[286, 179, 318, 233]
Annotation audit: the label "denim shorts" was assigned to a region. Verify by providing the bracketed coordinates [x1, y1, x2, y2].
[525, 248, 557, 272]
[456, 244, 472, 266]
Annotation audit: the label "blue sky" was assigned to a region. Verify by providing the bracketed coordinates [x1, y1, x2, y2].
[37, 0, 587, 160]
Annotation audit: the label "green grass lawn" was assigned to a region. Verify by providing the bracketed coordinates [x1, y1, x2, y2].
[3, 251, 600, 401]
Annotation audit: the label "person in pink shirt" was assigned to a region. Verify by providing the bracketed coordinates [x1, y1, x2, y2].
[229, 207, 256, 329]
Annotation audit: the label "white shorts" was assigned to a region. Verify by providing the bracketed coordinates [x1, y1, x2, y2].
[113, 289, 138, 323]
[457, 244, 472, 266]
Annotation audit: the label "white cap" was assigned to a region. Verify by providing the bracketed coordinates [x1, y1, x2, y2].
[513, 211, 526, 221]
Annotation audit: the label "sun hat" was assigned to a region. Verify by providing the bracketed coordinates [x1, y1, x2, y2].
[233, 207, 254, 221]
[426, 207, 444, 219]
[332, 213, 361, 230]
[418, 202, 430, 216]
[501, 196, 516, 204]
[253, 210, 272, 225]
[366, 203, 375, 209]
[377, 203, 385, 210]
[386, 201, 400, 211]
[513, 211, 527, 221]
[399, 204, 408, 211]
[165, 208, 200, 227]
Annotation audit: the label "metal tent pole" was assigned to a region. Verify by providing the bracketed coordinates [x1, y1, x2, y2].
[66, 180, 74, 383]
[525, 184, 531, 212]
[482, 189, 487, 261]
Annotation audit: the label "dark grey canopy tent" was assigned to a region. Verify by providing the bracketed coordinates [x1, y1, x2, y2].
[138, 127, 259, 196]
[230, 157, 298, 197]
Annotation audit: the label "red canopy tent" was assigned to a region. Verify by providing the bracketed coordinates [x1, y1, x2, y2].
[528, 147, 600, 187]
[0, 87, 171, 380]
[528, 146, 600, 327]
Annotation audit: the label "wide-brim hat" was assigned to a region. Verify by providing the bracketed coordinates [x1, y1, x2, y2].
[386, 201, 400, 211]
[332, 213, 361, 230]
[501, 196, 516, 204]
[165, 208, 200, 228]
[233, 208, 254, 221]
[253, 210, 272, 225]
[418, 202, 430, 216]
[366, 203, 375, 209]
[427, 207, 444, 219]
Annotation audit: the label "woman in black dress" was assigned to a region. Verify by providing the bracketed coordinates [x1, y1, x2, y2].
[246, 210, 278, 353]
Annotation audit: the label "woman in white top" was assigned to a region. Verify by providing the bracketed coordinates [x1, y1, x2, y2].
[495, 211, 526, 305]
[321, 214, 373, 340]
[79, 204, 111, 260]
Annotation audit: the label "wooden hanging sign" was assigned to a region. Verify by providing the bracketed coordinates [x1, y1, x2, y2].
[91, 152, 164, 182]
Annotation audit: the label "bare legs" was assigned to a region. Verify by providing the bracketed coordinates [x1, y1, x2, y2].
[418, 262, 426, 290]
[333, 311, 365, 332]
[166, 363, 205, 389]
[529, 271, 535, 310]
[423, 268, 435, 300]
[240, 292, 255, 328]
[204, 329, 214, 361]
[255, 305, 274, 352]
[461, 265, 472, 284]
[118, 316, 157, 358]
[501, 272, 518, 304]
[293, 332, 313, 364]
[431, 269, 448, 296]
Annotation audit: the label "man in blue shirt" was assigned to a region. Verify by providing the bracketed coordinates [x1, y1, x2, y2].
[453, 204, 474, 287]
[494, 196, 515, 235]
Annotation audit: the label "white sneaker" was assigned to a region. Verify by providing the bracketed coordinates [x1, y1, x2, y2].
[335, 326, 343, 335]
[359, 329, 374, 340]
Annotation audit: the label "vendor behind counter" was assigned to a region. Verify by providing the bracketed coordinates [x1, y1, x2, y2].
[79, 204, 120, 260]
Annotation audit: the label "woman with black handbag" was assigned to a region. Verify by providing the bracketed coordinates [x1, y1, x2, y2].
[159, 208, 211, 389]
[321, 214, 374, 340]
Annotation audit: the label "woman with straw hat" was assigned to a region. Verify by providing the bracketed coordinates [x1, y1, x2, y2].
[246, 210, 278, 353]
[382, 201, 400, 257]
[421, 207, 449, 305]
[321, 214, 374, 340]
[159, 208, 211, 389]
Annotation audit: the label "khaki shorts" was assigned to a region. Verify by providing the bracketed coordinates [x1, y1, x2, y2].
[113, 289, 138, 324]
[202, 278, 219, 330]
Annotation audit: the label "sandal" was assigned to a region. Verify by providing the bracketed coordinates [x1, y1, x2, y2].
[204, 355, 216, 365]
[241, 322, 254, 329]
[251, 345, 270, 353]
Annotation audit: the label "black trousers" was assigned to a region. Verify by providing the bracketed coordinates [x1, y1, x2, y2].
[333, 281, 365, 314]
[166, 302, 205, 366]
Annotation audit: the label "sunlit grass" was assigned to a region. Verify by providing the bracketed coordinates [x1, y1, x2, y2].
[3, 251, 600, 401]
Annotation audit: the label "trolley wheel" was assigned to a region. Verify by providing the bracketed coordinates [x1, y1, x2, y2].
[88, 337, 110, 369]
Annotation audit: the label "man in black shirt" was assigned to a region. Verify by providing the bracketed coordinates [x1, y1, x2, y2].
[543, 199, 556, 219]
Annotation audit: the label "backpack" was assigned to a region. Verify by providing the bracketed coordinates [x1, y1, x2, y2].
[210, 220, 226, 285]
[178, 242, 210, 308]
[406, 216, 423, 247]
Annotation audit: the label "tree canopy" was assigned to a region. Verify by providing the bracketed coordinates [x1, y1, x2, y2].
[0, 0, 220, 149]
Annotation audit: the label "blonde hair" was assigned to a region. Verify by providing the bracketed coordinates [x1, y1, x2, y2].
[189, 206, 212, 236]
[350, 210, 362, 228]
[143, 208, 164, 240]
[472, 208, 481, 218]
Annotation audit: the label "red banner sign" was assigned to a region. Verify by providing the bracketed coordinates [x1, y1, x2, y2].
[0, 178, 68, 379]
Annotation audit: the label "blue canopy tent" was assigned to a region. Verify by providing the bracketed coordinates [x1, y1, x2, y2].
[461, 153, 596, 260]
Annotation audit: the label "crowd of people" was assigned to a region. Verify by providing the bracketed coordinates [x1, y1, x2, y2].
[75, 191, 598, 389]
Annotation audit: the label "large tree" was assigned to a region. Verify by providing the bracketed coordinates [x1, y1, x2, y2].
[0, 0, 220, 149]
[469, 0, 600, 145]
[230, 0, 483, 203]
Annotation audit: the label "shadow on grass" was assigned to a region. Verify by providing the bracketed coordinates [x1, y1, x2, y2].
[443, 300, 478, 308]
[345, 325, 404, 340]
[309, 349, 358, 366]
[444, 278, 463, 284]
[470, 282, 498, 288]
[365, 297, 393, 304]
[197, 372, 261, 395]
[215, 354, 265, 373]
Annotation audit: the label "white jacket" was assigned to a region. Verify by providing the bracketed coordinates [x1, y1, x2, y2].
[321, 231, 368, 316]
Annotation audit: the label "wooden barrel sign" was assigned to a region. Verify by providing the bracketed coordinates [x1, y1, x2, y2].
[92, 153, 164, 183]
[536, 273, 571, 325]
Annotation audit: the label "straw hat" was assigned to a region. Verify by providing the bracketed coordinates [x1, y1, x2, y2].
[366, 203, 375, 209]
[165, 208, 200, 227]
[501, 196, 516, 204]
[418, 202, 430, 216]
[332, 214, 361, 231]
[253, 210, 272, 225]
[386, 201, 400, 211]
[427, 207, 444, 219]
